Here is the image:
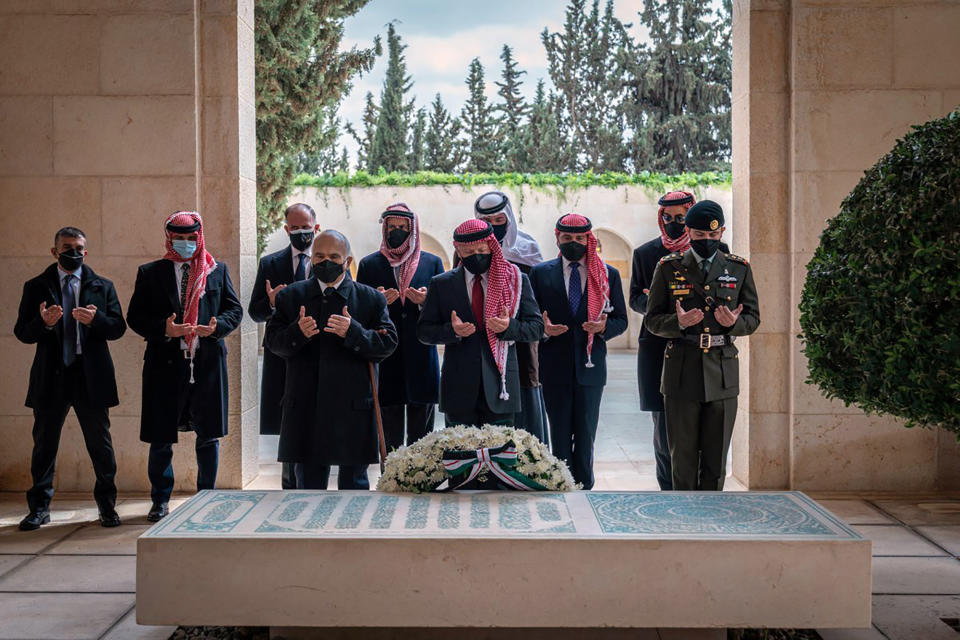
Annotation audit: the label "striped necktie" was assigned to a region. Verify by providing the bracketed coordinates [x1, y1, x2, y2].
[568, 262, 582, 316]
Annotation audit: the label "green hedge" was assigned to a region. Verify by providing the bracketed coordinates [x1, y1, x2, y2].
[291, 169, 732, 192]
[799, 109, 960, 435]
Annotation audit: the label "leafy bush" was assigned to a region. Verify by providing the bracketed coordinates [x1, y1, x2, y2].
[799, 109, 960, 435]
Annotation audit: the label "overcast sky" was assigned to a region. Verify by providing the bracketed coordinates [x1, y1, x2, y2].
[336, 0, 650, 165]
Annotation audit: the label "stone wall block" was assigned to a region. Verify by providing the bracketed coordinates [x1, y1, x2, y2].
[0, 97, 53, 175]
[792, 170, 863, 253]
[746, 251, 790, 335]
[743, 412, 790, 489]
[0, 15, 98, 95]
[747, 172, 788, 252]
[202, 97, 240, 177]
[100, 14, 194, 95]
[101, 177, 197, 256]
[54, 96, 196, 176]
[0, 177, 102, 257]
[200, 15, 238, 97]
[750, 9, 790, 92]
[893, 5, 960, 89]
[747, 332, 789, 414]
[794, 7, 893, 90]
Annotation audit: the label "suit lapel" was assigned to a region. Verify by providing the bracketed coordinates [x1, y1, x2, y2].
[277, 246, 294, 282]
[44, 265, 63, 306]
[705, 252, 726, 284]
[453, 268, 475, 323]
[161, 260, 181, 313]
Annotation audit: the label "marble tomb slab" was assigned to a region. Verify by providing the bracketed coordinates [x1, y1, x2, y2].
[137, 490, 871, 628]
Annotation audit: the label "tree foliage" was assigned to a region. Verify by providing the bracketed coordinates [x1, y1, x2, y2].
[460, 58, 499, 173]
[424, 94, 463, 173]
[799, 110, 960, 434]
[495, 45, 529, 171]
[255, 0, 379, 250]
[368, 22, 413, 172]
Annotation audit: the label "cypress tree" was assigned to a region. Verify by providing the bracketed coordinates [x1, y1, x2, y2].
[424, 93, 463, 172]
[407, 106, 427, 171]
[256, 0, 379, 249]
[344, 91, 379, 170]
[368, 22, 413, 172]
[521, 80, 566, 172]
[495, 45, 528, 171]
[460, 58, 499, 173]
[621, 0, 732, 172]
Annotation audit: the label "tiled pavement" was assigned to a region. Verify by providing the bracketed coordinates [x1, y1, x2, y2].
[1, 354, 958, 639]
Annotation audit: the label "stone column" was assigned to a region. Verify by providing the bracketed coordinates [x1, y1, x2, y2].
[733, 0, 960, 491]
[0, 0, 257, 493]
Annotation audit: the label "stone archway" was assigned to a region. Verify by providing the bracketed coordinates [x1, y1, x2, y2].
[592, 227, 634, 350]
[420, 231, 450, 270]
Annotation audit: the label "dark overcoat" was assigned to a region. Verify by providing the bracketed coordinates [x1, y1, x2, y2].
[126, 259, 243, 443]
[629, 238, 728, 410]
[264, 277, 398, 465]
[14, 263, 127, 408]
[248, 245, 296, 435]
[416, 267, 543, 416]
[356, 250, 443, 406]
[528, 257, 628, 388]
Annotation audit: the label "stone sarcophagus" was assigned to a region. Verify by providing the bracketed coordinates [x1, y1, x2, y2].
[136, 490, 871, 629]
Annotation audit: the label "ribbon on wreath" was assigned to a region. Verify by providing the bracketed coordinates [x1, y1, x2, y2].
[442, 441, 547, 491]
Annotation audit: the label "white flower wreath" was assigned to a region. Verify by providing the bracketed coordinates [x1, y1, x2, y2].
[376, 425, 578, 493]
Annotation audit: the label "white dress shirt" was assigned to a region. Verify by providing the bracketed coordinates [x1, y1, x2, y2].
[463, 269, 488, 305]
[292, 247, 312, 278]
[58, 265, 82, 354]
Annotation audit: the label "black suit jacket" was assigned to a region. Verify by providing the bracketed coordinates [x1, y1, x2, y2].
[356, 251, 444, 406]
[248, 245, 298, 434]
[126, 259, 243, 443]
[629, 237, 728, 410]
[529, 257, 628, 388]
[14, 263, 126, 408]
[416, 266, 543, 416]
[265, 277, 398, 465]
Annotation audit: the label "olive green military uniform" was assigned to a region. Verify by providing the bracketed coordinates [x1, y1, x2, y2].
[644, 249, 760, 490]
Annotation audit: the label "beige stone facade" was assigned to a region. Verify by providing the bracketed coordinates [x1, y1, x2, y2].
[0, 1, 257, 493]
[731, 0, 960, 491]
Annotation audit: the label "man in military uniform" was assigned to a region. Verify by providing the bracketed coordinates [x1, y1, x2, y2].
[643, 200, 760, 490]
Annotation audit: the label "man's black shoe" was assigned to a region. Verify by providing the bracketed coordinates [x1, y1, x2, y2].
[147, 502, 169, 522]
[18, 510, 50, 531]
[99, 509, 122, 528]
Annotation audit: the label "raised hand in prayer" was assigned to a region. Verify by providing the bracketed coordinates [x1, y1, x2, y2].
[582, 312, 608, 335]
[675, 300, 704, 329]
[377, 286, 401, 305]
[165, 313, 196, 338]
[543, 311, 568, 337]
[39, 301, 63, 327]
[297, 305, 319, 338]
[266, 279, 286, 308]
[72, 304, 97, 326]
[194, 316, 218, 338]
[487, 306, 511, 333]
[451, 310, 475, 338]
[714, 304, 742, 328]
[405, 286, 427, 305]
[324, 305, 352, 338]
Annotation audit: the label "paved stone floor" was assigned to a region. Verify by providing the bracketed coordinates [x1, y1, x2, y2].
[0, 353, 958, 639]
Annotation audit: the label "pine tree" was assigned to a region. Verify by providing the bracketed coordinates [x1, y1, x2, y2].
[495, 45, 528, 171]
[368, 22, 413, 172]
[424, 93, 463, 172]
[256, 0, 379, 249]
[407, 106, 427, 171]
[521, 80, 566, 172]
[344, 91, 379, 170]
[296, 108, 348, 175]
[460, 58, 499, 173]
[541, 0, 628, 171]
[620, 0, 732, 172]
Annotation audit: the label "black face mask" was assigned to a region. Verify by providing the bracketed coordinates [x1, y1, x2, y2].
[664, 221, 686, 240]
[690, 238, 720, 260]
[58, 248, 84, 272]
[491, 223, 508, 243]
[290, 230, 314, 252]
[312, 259, 344, 284]
[461, 253, 491, 275]
[559, 241, 587, 262]
[387, 228, 409, 249]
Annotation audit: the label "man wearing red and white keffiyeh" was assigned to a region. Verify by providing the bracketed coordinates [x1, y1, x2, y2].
[416, 219, 543, 428]
[528, 214, 628, 489]
[126, 211, 243, 522]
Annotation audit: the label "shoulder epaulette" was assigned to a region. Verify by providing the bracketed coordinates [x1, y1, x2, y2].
[659, 252, 683, 264]
[726, 253, 748, 265]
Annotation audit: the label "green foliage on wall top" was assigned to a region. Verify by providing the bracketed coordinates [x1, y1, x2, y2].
[799, 109, 960, 435]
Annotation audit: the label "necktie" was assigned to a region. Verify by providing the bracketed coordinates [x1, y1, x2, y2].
[295, 253, 307, 281]
[179, 263, 191, 312]
[568, 262, 582, 316]
[701, 258, 710, 280]
[62, 274, 78, 366]
[471, 274, 485, 331]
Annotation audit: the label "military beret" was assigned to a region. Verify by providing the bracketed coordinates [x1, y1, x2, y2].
[685, 200, 724, 231]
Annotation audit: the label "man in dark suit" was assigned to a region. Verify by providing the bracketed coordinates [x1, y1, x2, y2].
[529, 214, 628, 490]
[265, 230, 397, 490]
[127, 211, 243, 521]
[629, 191, 728, 490]
[417, 219, 543, 427]
[248, 202, 319, 489]
[356, 203, 443, 451]
[14, 227, 126, 530]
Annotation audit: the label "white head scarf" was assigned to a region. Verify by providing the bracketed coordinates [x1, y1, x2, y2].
[474, 191, 543, 268]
